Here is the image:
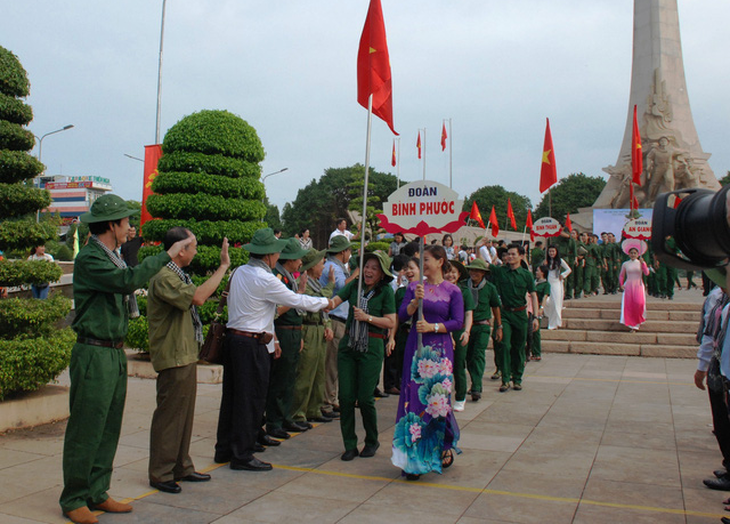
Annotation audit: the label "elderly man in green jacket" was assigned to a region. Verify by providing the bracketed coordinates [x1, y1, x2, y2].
[60, 195, 193, 524]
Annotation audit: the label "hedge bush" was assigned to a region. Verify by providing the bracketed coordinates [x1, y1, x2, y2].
[0, 328, 75, 400]
[0, 259, 63, 287]
[0, 294, 71, 337]
[152, 171, 264, 199]
[0, 183, 51, 218]
[145, 193, 265, 222]
[0, 92, 32, 125]
[0, 46, 30, 98]
[0, 150, 44, 183]
[142, 218, 264, 245]
[0, 220, 58, 252]
[163, 110, 265, 162]
[157, 151, 262, 179]
[140, 244, 249, 274]
[0, 120, 35, 151]
[125, 315, 149, 353]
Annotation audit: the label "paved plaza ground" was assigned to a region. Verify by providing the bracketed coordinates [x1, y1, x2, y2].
[0, 345, 726, 524]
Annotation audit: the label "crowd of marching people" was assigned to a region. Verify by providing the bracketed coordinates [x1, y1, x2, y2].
[58, 196, 718, 524]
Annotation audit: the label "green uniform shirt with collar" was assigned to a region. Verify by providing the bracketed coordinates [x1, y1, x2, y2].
[274, 268, 303, 326]
[72, 241, 171, 342]
[147, 266, 198, 373]
[489, 264, 536, 308]
[466, 279, 500, 322]
[337, 280, 395, 340]
[586, 243, 600, 267]
[457, 282, 476, 314]
[535, 281, 551, 305]
[302, 278, 335, 327]
[554, 236, 576, 264]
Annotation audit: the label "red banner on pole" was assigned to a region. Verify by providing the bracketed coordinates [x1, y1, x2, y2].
[141, 144, 162, 227]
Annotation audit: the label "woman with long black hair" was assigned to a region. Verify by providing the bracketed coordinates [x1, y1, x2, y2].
[543, 244, 571, 330]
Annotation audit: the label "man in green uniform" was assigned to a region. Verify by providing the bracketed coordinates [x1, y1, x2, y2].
[530, 241, 544, 275]
[147, 228, 230, 494]
[60, 195, 193, 524]
[575, 232, 589, 299]
[267, 238, 311, 438]
[447, 260, 475, 412]
[464, 259, 502, 402]
[606, 233, 621, 294]
[553, 228, 576, 299]
[584, 234, 600, 296]
[489, 244, 539, 392]
[290, 248, 336, 425]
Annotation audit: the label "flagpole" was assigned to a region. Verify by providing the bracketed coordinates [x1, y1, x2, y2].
[548, 189, 552, 218]
[417, 236, 424, 350]
[521, 225, 527, 244]
[422, 128, 426, 180]
[396, 137, 401, 189]
[357, 94, 374, 303]
[448, 118, 453, 189]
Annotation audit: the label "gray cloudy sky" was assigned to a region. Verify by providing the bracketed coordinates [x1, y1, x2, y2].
[3, 1, 728, 212]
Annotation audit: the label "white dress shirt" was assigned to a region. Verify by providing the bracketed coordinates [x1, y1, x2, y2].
[329, 229, 354, 242]
[227, 264, 328, 353]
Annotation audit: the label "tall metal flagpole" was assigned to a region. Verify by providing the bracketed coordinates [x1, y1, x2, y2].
[448, 118, 453, 189]
[396, 137, 401, 189]
[155, 0, 167, 144]
[356, 94, 374, 302]
[422, 128, 427, 180]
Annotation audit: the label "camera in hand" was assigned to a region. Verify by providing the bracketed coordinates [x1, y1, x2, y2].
[652, 185, 730, 270]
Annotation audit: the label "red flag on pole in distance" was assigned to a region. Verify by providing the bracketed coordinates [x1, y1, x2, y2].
[507, 198, 517, 230]
[416, 131, 422, 159]
[357, 0, 397, 135]
[489, 206, 499, 238]
[441, 122, 447, 151]
[539, 118, 557, 193]
[391, 140, 396, 167]
[632, 105, 643, 185]
[141, 144, 163, 227]
[565, 213, 573, 232]
[469, 201, 485, 228]
[526, 209, 535, 241]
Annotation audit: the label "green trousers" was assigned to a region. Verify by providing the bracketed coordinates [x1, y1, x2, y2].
[338, 341, 383, 451]
[465, 324, 491, 395]
[666, 266, 678, 298]
[266, 327, 301, 430]
[573, 263, 583, 298]
[60, 343, 127, 513]
[528, 313, 541, 358]
[564, 261, 576, 299]
[498, 310, 528, 385]
[290, 325, 327, 422]
[584, 265, 598, 295]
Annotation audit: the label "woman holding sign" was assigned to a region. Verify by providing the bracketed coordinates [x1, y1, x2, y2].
[391, 245, 464, 480]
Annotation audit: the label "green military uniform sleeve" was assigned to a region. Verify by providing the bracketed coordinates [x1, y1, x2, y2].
[460, 285, 475, 312]
[487, 281, 501, 308]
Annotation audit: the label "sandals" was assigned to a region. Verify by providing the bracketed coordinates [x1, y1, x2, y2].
[441, 448, 454, 469]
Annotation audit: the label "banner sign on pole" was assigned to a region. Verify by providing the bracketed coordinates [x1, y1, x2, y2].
[622, 217, 652, 240]
[377, 180, 467, 236]
[532, 217, 562, 238]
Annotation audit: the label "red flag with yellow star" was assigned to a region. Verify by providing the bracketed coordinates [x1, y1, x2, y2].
[416, 131, 422, 159]
[141, 144, 162, 227]
[539, 118, 557, 193]
[631, 105, 643, 186]
[488, 205, 499, 238]
[565, 213, 573, 232]
[507, 198, 517, 230]
[441, 122, 448, 151]
[357, 0, 397, 135]
[469, 201, 485, 229]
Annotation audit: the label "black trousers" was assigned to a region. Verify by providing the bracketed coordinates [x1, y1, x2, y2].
[215, 333, 271, 463]
[709, 386, 730, 470]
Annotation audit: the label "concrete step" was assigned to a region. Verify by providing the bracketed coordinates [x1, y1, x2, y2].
[562, 318, 697, 334]
[542, 340, 696, 358]
[541, 329, 697, 346]
[562, 308, 700, 322]
[565, 298, 700, 311]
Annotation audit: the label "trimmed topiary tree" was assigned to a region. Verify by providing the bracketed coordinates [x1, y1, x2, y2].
[0, 46, 73, 400]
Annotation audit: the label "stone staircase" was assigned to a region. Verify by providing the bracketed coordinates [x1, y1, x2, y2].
[540, 293, 704, 358]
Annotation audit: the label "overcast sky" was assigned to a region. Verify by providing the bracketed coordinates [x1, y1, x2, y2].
[3, 1, 728, 213]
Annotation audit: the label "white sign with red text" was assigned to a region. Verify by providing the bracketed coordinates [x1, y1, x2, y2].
[532, 217, 562, 238]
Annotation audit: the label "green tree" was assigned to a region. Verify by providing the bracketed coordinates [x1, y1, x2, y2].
[263, 196, 282, 231]
[281, 164, 399, 248]
[463, 185, 532, 231]
[718, 171, 730, 186]
[0, 46, 73, 400]
[533, 172, 606, 222]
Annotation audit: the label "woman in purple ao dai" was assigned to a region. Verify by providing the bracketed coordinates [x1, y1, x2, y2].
[391, 245, 464, 480]
[619, 239, 650, 331]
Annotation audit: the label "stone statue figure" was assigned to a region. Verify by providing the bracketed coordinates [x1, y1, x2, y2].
[644, 137, 675, 204]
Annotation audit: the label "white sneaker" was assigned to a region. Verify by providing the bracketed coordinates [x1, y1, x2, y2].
[453, 400, 466, 412]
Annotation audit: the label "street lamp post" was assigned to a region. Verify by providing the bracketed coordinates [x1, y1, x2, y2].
[36, 124, 74, 164]
[261, 167, 289, 204]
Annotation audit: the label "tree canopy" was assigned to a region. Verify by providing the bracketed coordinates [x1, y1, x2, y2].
[533, 172, 606, 222]
[462, 185, 532, 231]
[281, 164, 400, 249]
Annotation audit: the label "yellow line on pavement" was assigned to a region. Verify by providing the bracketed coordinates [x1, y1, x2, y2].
[275, 464, 724, 519]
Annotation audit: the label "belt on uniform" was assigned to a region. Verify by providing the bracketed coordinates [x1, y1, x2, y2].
[227, 329, 274, 344]
[275, 325, 302, 331]
[474, 319, 491, 326]
[330, 316, 347, 323]
[503, 305, 527, 313]
[77, 336, 124, 349]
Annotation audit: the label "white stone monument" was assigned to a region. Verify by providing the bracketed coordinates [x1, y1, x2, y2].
[594, 0, 719, 209]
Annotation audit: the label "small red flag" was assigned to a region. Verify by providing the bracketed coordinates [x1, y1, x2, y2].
[565, 213, 573, 232]
[416, 131, 422, 159]
[526, 209, 535, 242]
[391, 140, 396, 167]
[673, 195, 682, 209]
[489, 206, 499, 238]
[357, 0, 397, 135]
[507, 198, 517, 230]
[441, 122, 447, 151]
[539, 118, 557, 193]
[469, 201, 485, 229]
[631, 105, 643, 186]
[141, 144, 163, 227]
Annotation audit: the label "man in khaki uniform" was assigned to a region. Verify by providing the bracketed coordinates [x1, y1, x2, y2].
[147, 228, 230, 494]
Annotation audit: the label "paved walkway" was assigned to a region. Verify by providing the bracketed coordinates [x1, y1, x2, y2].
[0, 349, 725, 523]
